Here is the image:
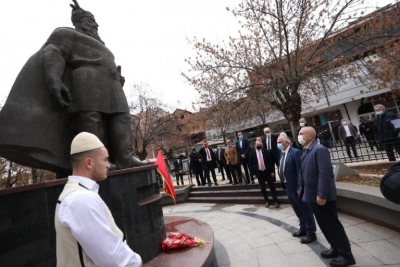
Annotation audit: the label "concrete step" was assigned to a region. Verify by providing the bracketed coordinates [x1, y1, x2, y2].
[191, 182, 285, 191]
[189, 189, 287, 198]
[187, 196, 290, 205]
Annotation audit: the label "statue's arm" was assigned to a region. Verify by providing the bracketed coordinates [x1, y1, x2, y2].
[41, 43, 72, 108]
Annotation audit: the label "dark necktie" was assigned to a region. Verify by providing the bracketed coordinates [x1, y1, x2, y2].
[279, 152, 286, 182]
[267, 136, 270, 150]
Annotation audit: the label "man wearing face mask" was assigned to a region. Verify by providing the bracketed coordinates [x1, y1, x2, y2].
[296, 118, 309, 148]
[190, 147, 203, 186]
[277, 135, 316, 243]
[235, 132, 253, 184]
[372, 104, 400, 162]
[338, 119, 359, 159]
[298, 127, 355, 267]
[262, 127, 280, 182]
[249, 140, 279, 208]
[225, 139, 243, 185]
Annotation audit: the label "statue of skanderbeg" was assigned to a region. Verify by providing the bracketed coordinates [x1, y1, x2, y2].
[0, 0, 148, 176]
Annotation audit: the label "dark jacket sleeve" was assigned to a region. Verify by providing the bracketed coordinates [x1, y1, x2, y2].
[316, 147, 334, 199]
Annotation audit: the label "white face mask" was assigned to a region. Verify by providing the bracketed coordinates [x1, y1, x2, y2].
[265, 133, 271, 136]
[342, 121, 347, 125]
[298, 135, 306, 145]
[299, 123, 305, 127]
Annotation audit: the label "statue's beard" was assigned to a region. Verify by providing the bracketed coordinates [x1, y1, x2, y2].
[81, 21, 104, 45]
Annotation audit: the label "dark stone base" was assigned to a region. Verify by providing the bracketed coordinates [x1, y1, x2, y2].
[0, 165, 165, 266]
[145, 216, 217, 267]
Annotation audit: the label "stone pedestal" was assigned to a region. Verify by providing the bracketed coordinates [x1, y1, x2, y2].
[0, 165, 165, 266]
[104, 166, 166, 262]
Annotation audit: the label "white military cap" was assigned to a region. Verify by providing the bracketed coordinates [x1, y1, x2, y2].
[70, 132, 104, 155]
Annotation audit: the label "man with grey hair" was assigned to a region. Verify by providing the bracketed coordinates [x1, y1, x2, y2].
[55, 132, 143, 267]
[262, 127, 280, 181]
[372, 104, 400, 161]
[277, 135, 316, 243]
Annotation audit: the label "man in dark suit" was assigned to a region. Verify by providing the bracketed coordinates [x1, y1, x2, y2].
[262, 127, 280, 181]
[249, 140, 279, 208]
[198, 140, 218, 186]
[235, 132, 253, 184]
[189, 147, 203, 186]
[373, 104, 400, 161]
[216, 145, 232, 183]
[173, 154, 184, 186]
[277, 135, 316, 244]
[359, 118, 375, 151]
[299, 126, 355, 267]
[338, 119, 359, 159]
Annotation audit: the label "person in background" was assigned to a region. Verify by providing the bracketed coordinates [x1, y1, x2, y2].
[216, 144, 232, 183]
[373, 104, 400, 161]
[190, 147, 204, 186]
[338, 119, 359, 159]
[173, 154, 184, 186]
[359, 118, 375, 152]
[236, 132, 253, 184]
[298, 126, 355, 267]
[249, 140, 279, 208]
[224, 139, 243, 185]
[199, 140, 218, 186]
[262, 127, 280, 181]
[55, 132, 143, 267]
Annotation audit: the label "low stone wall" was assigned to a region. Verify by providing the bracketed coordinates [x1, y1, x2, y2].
[336, 182, 400, 232]
[161, 185, 193, 206]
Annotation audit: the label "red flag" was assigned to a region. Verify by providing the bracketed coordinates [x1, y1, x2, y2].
[155, 151, 176, 204]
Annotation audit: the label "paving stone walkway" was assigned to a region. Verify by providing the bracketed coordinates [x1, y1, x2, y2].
[163, 203, 400, 267]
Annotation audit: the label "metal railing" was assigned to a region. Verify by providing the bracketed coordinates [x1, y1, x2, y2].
[322, 138, 400, 163]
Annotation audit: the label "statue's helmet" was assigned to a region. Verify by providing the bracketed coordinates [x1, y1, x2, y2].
[70, 0, 95, 23]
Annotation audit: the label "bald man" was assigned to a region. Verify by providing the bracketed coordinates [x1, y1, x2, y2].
[55, 132, 143, 267]
[298, 127, 355, 267]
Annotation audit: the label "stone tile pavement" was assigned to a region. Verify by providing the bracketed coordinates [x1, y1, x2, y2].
[163, 203, 400, 267]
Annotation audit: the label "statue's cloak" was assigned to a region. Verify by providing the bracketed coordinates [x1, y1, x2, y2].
[0, 27, 128, 174]
[0, 44, 73, 173]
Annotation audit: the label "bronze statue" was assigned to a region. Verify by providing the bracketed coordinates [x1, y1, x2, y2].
[0, 0, 148, 176]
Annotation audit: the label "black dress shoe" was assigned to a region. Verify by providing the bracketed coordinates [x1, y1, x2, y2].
[321, 248, 339, 259]
[208, 183, 211, 187]
[214, 183, 219, 186]
[300, 235, 317, 244]
[251, 181, 255, 184]
[292, 230, 306, 237]
[329, 256, 356, 267]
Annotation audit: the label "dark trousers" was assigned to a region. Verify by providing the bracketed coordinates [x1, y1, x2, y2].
[75, 111, 133, 168]
[239, 157, 252, 183]
[175, 172, 184, 185]
[204, 161, 217, 185]
[383, 138, 400, 161]
[308, 201, 353, 259]
[194, 171, 203, 186]
[364, 133, 376, 150]
[258, 170, 278, 203]
[286, 185, 316, 236]
[218, 161, 232, 182]
[228, 164, 242, 183]
[344, 136, 358, 158]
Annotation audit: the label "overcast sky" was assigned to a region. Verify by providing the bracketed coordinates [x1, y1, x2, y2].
[0, 0, 391, 111]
